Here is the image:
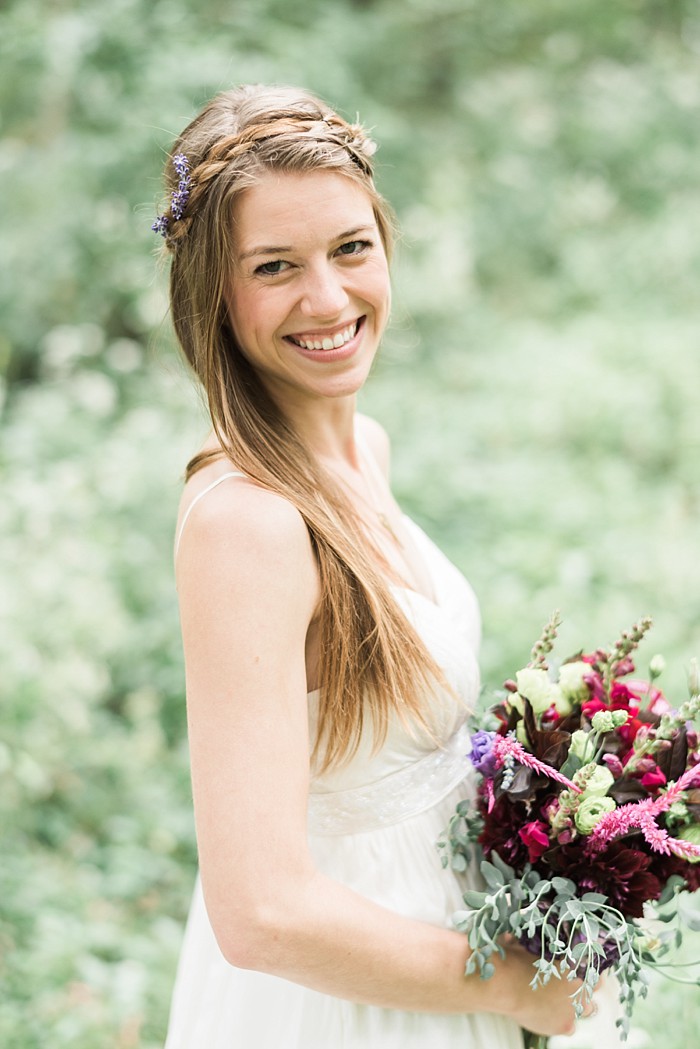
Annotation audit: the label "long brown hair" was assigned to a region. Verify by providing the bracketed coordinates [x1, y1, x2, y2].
[155, 85, 446, 770]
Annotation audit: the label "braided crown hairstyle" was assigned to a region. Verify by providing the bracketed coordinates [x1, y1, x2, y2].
[156, 85, 446, 770]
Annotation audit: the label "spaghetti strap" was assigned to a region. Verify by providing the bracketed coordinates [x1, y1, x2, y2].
[174, 471, 246, 558]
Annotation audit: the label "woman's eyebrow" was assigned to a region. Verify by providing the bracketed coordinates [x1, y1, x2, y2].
[238, 225, 376, 262]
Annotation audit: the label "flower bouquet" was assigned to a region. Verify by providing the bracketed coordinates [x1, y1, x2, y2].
[439, 613, 700, 1046]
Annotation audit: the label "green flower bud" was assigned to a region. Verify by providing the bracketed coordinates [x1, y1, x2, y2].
[591, 709, 628, 733]
[649, 655, 666, 680]
[574, 795, 616, 835]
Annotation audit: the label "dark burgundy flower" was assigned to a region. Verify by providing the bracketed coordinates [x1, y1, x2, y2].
[546, 841, 662, 918]
[478, 794, 531, 868]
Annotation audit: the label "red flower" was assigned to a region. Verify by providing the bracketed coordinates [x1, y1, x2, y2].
[610, 682, 642, 711]
[618, 717, 644, 747]
[640, 767, 667, 791]
[582, 697, 608, 718]
[519, 820, 551, 863]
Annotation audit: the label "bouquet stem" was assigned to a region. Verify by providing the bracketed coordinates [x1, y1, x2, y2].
[523, 1033, 548, 1049]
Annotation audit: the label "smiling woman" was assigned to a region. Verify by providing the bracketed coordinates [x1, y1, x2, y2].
[151, 84, 599, 1048]
[226, 170, 391, 403]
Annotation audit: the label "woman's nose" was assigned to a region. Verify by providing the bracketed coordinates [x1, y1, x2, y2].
[299, 263, 350, 318]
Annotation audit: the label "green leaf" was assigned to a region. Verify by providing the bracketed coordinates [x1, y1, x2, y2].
[581, 892, 608, 905]
[480, 860, 505, 890]
[552, 877, 576, 895]
[559, 753, 583, 779]
[489, 852, 516, 882]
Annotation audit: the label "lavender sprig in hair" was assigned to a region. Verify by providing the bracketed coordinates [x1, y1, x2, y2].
[152, 153, 191, 237]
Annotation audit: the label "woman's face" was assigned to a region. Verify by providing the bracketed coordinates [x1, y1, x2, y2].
[227, 170, 391, 409]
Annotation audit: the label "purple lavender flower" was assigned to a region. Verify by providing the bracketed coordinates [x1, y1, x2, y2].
[469, 730, 498, 777]
[152, 152, 192, 236]
[170, 153, 191, 220]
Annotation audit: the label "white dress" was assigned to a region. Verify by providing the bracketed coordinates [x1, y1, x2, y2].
[165, 486, 525, 1048]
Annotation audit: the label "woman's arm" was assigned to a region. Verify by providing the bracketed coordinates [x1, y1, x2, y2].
[175, 478, 578, 1037]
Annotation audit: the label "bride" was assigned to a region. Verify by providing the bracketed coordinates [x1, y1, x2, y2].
[153, 83, 597, 1048]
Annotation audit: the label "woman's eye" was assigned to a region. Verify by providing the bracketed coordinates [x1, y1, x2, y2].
[337, 239, 371, 257]
[255, 259, 289, 276]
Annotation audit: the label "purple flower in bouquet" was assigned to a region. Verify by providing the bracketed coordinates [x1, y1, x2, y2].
[468, 729, 498, 776]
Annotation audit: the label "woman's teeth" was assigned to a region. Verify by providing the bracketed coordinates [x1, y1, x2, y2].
[291, 321, 358, 350]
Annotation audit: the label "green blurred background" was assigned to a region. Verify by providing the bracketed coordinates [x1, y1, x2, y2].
[1, 1, 699, 1045]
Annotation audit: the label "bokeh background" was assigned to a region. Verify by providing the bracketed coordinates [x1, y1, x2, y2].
[2, 1, 699, 1045]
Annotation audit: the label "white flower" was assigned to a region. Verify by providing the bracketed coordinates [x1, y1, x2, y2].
[513, 668, 559, 716]
[578, 764, 615, 798]
[558, 661, 591, 703]
[569, 729, 594, 763]
[575, 795, 616, 834]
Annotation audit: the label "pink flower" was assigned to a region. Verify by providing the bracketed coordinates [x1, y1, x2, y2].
[492, 734, 581, 792]
[626, 679, 671, 715]
[586, 764, 700, 856]
[603, 754, 624, 778]
[519, 820, 551, 863]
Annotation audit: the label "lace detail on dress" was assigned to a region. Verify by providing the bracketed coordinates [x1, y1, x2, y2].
[307, 723, 472, 836]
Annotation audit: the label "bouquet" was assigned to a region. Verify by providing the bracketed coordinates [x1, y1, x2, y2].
[439, 613, 700, 1046]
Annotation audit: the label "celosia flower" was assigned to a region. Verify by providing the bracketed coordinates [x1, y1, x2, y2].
[587, 764, 700, 857]
[492, 733, 581, 792]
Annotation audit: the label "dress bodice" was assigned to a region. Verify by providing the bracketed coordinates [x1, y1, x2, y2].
[307, 516, 480, 831]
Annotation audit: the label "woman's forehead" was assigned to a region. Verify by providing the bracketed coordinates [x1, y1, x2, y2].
[232, 170, 377, 255]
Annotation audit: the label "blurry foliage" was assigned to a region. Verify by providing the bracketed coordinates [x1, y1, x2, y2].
[1, 0, 700, 1044]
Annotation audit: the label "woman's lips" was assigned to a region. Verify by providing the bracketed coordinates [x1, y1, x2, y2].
[284, 317, 365, 362]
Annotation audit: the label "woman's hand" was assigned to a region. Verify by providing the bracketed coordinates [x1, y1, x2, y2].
[498, 943, 586, 1038]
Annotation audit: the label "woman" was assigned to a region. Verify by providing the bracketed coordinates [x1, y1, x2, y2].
[154, 84, 589, 1048]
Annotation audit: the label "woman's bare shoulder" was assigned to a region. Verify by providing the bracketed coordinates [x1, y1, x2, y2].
[175, 449, 320, 617]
